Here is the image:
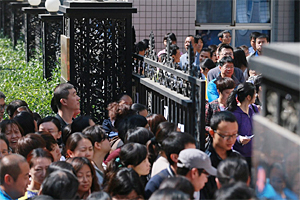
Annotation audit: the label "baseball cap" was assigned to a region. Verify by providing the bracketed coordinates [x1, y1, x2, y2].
[177, 149, 217, 176]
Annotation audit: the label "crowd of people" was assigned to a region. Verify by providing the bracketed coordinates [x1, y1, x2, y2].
[0, 30, 298, 200]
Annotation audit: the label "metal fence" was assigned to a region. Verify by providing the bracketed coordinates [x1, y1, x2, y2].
[132, 32, 206, 150]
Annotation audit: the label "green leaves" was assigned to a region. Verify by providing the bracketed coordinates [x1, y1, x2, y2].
[0, 38, 60, 118]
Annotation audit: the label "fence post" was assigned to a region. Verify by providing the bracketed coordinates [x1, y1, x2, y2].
[22, 7, 47, 62]
[10, 2, 29, 47]
[39, 13, 63, 79]
[1, 0, 16, 37]
[59, 1, 137, 123]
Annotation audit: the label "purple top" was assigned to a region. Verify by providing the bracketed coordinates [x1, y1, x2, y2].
[232, 104, 258, 157]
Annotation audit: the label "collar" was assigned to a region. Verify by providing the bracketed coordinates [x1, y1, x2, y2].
[167, 165, 175, 177]
[0, 187, 12, 200]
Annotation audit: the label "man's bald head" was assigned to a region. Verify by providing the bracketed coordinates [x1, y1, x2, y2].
[0, 154, 26, 184]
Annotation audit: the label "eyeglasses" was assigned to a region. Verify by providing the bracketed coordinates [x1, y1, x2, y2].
[0, 104, 6, 110]
[224, 36, 232, 39]
[198, 169, 210, 178]
[221, 53, 233, 57]
[215, 131, 239, 141]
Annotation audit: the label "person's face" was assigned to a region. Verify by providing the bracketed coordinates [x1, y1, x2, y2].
[200, 51, 211, 62]
[270, 168, 285, 192]
[211, 51, 217, 63]
[50, 143, 61, 162]
[120, 95, 133, 106]
[256, 168, 267, 193]
[30, 157, 52, 186]
[219, 88, 234, 102]
[218, 48, 234, 61]
[133, 158, 151, 176]
[219, 63, 234, 78]
[138, 109, 148, 117]
[222, 33, 231, 44]
[173, 49, 181, 63]
[69, 138, 94, 159]
[65, 88, 80, 111]
[194, 169, 209, 191]
[184, 36, 194, 51]
[10, 162, 30, 199]
[0, 98, 5, 120]
[0, 139, 9, 159]
[256, 38, 268, 54]
[243, 49, 250, 57]
[100, 136, 111, 153]
[77, 164, 93, 193]
[195, 39, 203, 52]
[250, 38, 256, 50]
[211, 121, 238, 151]
[4, 123, 22, 152]
[39, 122, 61, 140]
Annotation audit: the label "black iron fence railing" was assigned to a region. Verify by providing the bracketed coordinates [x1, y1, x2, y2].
[132, 31, 206, 150]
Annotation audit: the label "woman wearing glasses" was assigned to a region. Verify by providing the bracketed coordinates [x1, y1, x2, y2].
[227, 82, 258, 171]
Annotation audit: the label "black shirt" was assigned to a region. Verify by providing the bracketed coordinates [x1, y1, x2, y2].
[200, 143, 242, 200]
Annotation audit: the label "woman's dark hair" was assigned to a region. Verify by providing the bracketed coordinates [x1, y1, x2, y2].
[155, 121, 177, 149]
[169, 44, 179, 57]
[215, 77, 235, 93]
[0, 119, 24, 136]
[105, 143, 148, 183]
[233, 49, 248, 69]
[6, 100, 30, 118]
[119, 143, 148, 167]
[38, 116, 61, 132]
[82, 125, 107, 145]
[41, 170, 79, 199]
[26, 148, 54, 168]
[149, 188, 190, 200]
[65, 132, 93, 158]
[159, 176, 194, 199]
[0, 133, 9, 150]
[217, 158, 249, 186]
[14, 111, 35, 135]
[227, 82, 256, 111]
[214, 181, 256, 200]
[200, 58, 216, 70]
[117, 115, 148, 142]
[131, 103, 147, 115]
[16, 133, 46, 158]
[38, 132, 57, 152]
[105, 168, 144, 198]
[71, 116, 92, 133]
[47, 161, 76, 176]
[124, 127, 154, 145]
[146, 114, 167, 135]
[67, 157, 100, 193]
[62, 124, 72, 145]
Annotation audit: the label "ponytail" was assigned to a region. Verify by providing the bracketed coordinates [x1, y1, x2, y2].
[226, 90, 238, 111]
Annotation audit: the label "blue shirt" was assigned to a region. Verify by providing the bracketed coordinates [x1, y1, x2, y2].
[0, 188, 12, 200]
[179, 52, 200, 70]
[145, 165, 175, 199]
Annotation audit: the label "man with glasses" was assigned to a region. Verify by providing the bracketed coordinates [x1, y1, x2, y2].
[207, 44, 245, 84]
[207, 56, 239, 102]
[200, 111, 242, 200]
[177, 148, 217, 199]
[0, 92, 6, 122]
[218, 30, 232, 45]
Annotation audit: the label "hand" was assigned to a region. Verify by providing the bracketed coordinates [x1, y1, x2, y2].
[239, 136, 251, 145]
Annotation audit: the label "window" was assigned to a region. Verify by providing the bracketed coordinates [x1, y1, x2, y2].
[196, 0, 273, 47]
